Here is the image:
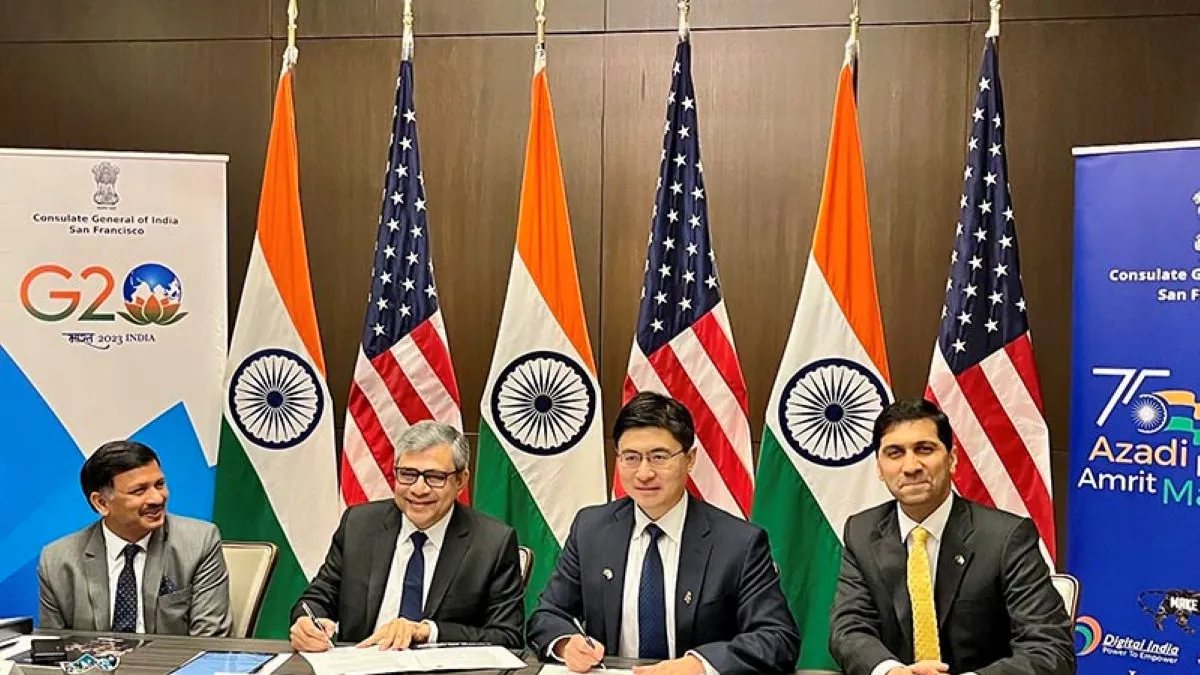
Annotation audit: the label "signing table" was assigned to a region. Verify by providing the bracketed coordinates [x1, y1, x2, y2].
[9, 632, 835, 675]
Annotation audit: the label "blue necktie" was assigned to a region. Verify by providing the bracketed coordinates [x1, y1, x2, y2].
[638, 524, 669, 660]
[112, 543, 140, 633]
[399, 531, 428, 621]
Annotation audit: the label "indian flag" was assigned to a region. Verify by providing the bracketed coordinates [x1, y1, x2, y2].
[474, 48, 607, 612]
[213, 59, 341, 638]
[750, 53, 894, 670]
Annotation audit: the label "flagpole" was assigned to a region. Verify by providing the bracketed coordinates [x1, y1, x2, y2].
[677, 0, 690, 41]
[844, 0, 860, 67]
[986, 0, 1001, 38]
[402, 0, 415, 61]
[534, 0, 547, 72]
[282, 0, 298, 72]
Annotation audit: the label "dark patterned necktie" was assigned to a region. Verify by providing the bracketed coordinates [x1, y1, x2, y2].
[638, 524, 669, 660]
[399, 531, 428, 620]
[112, 543, 140, 633]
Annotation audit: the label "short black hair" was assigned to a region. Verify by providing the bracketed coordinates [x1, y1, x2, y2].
[80, 440, 160, 507]
[613, 392, 695, 451]
[871, 399, 954, 452]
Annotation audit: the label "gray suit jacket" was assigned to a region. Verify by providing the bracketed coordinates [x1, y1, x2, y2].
[38, 515, 232, 636]
[829, 497, 1074, 675]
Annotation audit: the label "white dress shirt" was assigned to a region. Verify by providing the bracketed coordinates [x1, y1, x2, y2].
[872, 494, 971, 675]
[102, 523, 151, 634]
[373, 506, 454, 642]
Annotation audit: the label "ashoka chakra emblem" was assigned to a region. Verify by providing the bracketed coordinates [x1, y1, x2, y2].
[491, 350, 596, 456]
[228, 348, 325, 451]
[778, 357, 889, 467]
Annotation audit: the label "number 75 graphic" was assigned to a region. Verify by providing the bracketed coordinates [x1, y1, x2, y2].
[1091, 367, 1171, 426]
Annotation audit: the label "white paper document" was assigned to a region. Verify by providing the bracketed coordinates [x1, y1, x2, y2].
[536, 666, 635, 675]
[301, 645, 526, 675]
[0, 659, 13, 675]
[0, 637, 34, 662]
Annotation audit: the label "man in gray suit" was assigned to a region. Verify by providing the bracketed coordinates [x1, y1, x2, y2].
[829, 399, 1073, 675]
[38, 440, 231, 636]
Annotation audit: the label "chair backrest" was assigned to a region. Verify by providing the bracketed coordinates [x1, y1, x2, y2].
[221, 541, 278, 638]
[518, 546, 533, 589]
[1051, 573, 1080, 622]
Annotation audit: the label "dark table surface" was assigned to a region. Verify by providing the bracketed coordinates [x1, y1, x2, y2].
[9, 631, 836, 675]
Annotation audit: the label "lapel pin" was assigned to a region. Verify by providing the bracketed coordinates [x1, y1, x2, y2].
[954, 554, 965, 565]
[684, 590, 693, 605]
[602, 568, 613, 580]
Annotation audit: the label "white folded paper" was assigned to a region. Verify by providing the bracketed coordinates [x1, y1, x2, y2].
[301, 645, 526, 675]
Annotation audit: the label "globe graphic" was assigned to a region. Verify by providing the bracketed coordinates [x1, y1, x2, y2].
[122, 263, 182, 306]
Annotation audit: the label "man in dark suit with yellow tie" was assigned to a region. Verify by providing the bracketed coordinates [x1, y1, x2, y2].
[528, 392, 799, 675]
[828, 399, 1073, 675]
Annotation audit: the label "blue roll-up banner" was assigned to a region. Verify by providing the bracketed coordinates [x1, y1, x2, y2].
[1070, 141, 1200, 673]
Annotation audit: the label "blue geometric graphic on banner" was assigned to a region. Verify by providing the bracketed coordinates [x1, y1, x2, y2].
[0, 345, 213, 620]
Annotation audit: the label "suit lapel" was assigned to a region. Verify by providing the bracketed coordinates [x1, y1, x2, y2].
[871, 508, 912, 654]
[364, 505, 403, 630]
[601, 501, 634, 654]
[424, 508, 469, 617]
[673, 499, 712, 655]
[141, 521, 167, 634]
[935, 497, 974, 629]
[82, 523, 110, 631]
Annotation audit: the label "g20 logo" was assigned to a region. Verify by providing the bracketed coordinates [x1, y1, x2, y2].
[20, 262, 187, 326]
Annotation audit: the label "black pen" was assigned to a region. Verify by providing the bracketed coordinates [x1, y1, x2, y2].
[571, 617, 606, 671]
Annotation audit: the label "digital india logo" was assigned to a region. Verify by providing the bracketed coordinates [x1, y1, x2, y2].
[118, 263, 187, 326]
[1075, 616, 1102, 656]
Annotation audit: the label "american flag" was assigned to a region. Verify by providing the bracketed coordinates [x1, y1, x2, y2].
[620, 39, 755, 519]
[924, 37, 1055, 560]
[341, 57, 465, 505]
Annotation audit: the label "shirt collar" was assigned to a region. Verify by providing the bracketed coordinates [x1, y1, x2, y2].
[896, 492, 954, 545]
[101, 521, 152, 562]
[399, 504, 455, 550]
[633, 493, 689, 544]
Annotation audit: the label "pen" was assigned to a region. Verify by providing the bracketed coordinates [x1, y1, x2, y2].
[301, 601, 334, 649]
[571, 617, 606, 671]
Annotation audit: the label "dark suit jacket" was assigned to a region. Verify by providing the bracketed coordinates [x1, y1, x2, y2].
[829, 496, 1074, 675]
[292, 501, 523, 647]
[527, 498, 799, 675]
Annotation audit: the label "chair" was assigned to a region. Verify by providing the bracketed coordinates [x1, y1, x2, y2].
[518, 546, 534, 589]
[221, 542, 278, 638]
[1050, 573, 1080, 622]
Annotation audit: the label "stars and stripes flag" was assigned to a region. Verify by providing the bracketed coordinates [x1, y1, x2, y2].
[340, 53, 465, 506]
[619, 37, 755, 518]
[924, 36, 1055, 561]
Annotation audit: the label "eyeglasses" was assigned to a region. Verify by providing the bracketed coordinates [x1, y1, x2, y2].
[617, 449, 688, 469]
[394, 468, 460, 488]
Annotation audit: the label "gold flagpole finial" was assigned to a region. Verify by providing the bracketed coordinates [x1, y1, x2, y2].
[283, 0, 299, 72]
[677, 0, 690, 40]
[402, 0, 415, 60]
[534, 0, 547, 71]
[986, 0, 1001, 38]
[844, 0, 860, 66]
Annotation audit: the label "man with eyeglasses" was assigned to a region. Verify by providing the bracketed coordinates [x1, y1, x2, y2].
[528, 392, 800, 675]
[288, 421, 524, 651]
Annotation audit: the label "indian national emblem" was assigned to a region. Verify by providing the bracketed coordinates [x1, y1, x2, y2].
[92, 161, 120, 207]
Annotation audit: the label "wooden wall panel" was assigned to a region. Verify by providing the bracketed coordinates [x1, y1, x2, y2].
[972, 0, 1200, 21]
[608, 0, 968, 32]
[859, 24, 973, 401]
[288, 35, 604, 431]
[0, 0, 270, 42]
[0, 40, 273, 323]
[272, 0, 604, 38]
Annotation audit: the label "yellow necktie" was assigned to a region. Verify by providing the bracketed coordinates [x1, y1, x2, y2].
[908, 526, 940, 662]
